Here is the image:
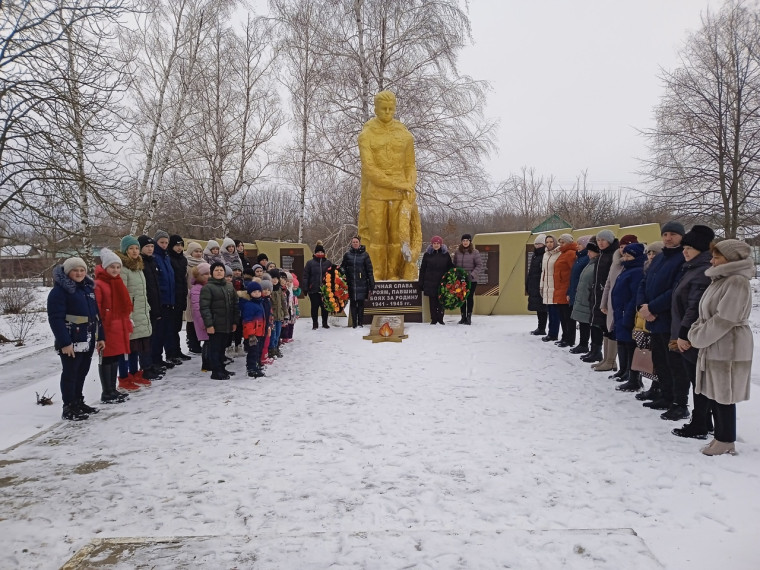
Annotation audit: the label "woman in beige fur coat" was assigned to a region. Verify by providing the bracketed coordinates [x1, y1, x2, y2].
[688, 239, 754, 456]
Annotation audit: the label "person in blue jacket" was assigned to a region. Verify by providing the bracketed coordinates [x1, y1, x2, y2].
[239, 281, 267, 377]
[47, 257, 105, 421]
[636, 221, 687, 413]
[151, 230, 177, 368]
[611, 243, 646, 392]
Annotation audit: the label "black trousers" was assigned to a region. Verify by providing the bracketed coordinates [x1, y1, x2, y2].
[59, 349, 94, 405]
[711, 400, 736, 442]
[558, 304, 575, 344]
[617, 340, 636, 376]
[536, 310, 548, 331]
[650, 332, 688, 404]
[577, 322, 590, 347]
[681, 355, 713, 427]
[207, 332, 230, 374]
[309, 292, 328, 326]
[590, 325, 604, 346]
[186, 321, 201, 352]
[428, 295, 444, 323]
[461, 280, 476, 316]
[166, 306, 184, 357]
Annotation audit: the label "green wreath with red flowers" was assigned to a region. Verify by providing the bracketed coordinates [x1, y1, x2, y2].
[438, 267, 471, 310]
[321, 265, 349, 314]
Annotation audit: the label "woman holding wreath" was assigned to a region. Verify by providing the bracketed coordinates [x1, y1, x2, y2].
[418, 236, 454, 325]
[453, 233, 482, 325]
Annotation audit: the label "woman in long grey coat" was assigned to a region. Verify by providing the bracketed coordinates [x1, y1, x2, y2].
[570, 241, 599, 355]
[688, 239, 754, 456]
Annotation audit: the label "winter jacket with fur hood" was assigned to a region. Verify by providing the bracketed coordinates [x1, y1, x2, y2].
[117, 252, 152, 339]
[47, 265, 104, 351]
[689, 257, 754, 405]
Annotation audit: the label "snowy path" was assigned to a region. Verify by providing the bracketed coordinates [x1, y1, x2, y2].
[1, 316, 759, 569]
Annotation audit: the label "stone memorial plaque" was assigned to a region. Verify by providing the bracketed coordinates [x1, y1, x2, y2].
[475, 244, 499, 296]
[365, 280, 422, 323]
[280, 248, 305, 297]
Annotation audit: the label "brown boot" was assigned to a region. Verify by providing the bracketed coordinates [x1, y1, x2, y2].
[701, 439, 736, 456]
[593, 338, 618, 372]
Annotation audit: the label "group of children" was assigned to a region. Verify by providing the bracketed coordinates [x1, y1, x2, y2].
[49, 233, 301, 421]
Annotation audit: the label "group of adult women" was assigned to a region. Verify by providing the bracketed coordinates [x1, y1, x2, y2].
[527, 224, 754, 456]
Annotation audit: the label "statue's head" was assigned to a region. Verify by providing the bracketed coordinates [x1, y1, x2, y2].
[374, 90, 396, 123]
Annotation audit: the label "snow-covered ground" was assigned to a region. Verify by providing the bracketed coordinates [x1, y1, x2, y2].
[1, 292, 760, 569]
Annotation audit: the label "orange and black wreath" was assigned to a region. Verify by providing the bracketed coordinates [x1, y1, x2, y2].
[321, 265, 350, 314]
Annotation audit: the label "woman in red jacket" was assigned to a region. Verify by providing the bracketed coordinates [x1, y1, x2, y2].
[95, 248, 135, 403]
[553, 234, 578, 347]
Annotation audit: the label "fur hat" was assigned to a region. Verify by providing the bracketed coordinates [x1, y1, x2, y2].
[194, 262, 211, 277]
[533, 233, 546, 246]
[256, 253, 269, 264]
[576, 235, 592, 248]
[246, 281, 262, 295]
[713, 239, 752, 262]
[153, 230, 169, 242]
[619, 234, 638, 246]
[645, 241, 664, 255]
[99, 247, 121, 269]
[586, 241, 600, 254]
[120, 235, 140, 254]
[430, 235, 443, 245]
[209, 261, 225, 275]
[186, 242, 203, 256]
[461, 233, 472, 241]
[559, 233, 574, 244]
[63, 256, 87, 274]
[661, 221, 686, 236]
[682, 225, 715, 252]
[243, 267, 255, 277]
[259, 278, 273, 292]
[138, 235, 154, 250]
[596, 229, 616, 243]
[168, 234, 184, 250]
[623, 243, 645, 258]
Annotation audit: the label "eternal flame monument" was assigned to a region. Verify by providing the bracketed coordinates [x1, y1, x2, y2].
[357, 90, 423, 281]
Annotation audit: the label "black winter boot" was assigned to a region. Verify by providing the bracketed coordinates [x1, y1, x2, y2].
[580, 344, 603, 362]
[358, 306, 365, 327]
[616, 372, 643, 392]
[530, 328, 546, 335]
[635, 382, 660, 401]
[62, 403, 89, 421]
[458, 312, 466, 324]
[76, 398, 100, 415]
[100, 362, 125, 404]
[672, 420, 709, 440]
[569, 344, 588, 354]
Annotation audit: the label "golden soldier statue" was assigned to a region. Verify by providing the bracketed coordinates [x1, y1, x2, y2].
[357, 91, 423, 281]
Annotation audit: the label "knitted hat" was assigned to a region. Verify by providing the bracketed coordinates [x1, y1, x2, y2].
[533, 233, 546, 246]
[209, 261, 225, 275]
[154, 230, 170, 242]
[576, 235, 592, 248]
[224, 265, 233, 277]
[268, 269, 281, 280]
[243, 267, 255, 277]
[246, 281, 262, 295]
[168, 234, 184, 249]
[623, 243, 645, 258]
[259, 278, 273, 292]
[261, 273, 272, 282]
[230, 260, 243, 272]
[713, 239, 752, 262]
[205, 239, 220, 252]
[138, 235, 154, 249]
[120, 235, 140, 254]
[596, 229, 615, 243]
[186, 241, 203, 256]
[682, 225, 715, 252]
[256, 253, 269, 264]
[430, 235, 443, 244]
[63, 256, 87, 274]
[99, 247, 121, 269]
[252, 264, 264, 273]
[559, 233, 574, 244]
[222, 237, 236, 250]
[461, 233, 472, 241]
[195, 262, 211, 276]
[619, 234, 638, 246]
[314, 241, 325, 254]
[661, 221, 686, 236]
[645, 241, 664, 255]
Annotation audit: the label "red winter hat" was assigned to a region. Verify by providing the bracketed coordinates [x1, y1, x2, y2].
[430, 236, 443, 244]
[619, 234, 638, 246]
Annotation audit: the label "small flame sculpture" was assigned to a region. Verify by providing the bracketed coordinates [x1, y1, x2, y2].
[379, 322, 394, 337]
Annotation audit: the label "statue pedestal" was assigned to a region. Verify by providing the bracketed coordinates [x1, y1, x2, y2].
[365, 280, 422, 324]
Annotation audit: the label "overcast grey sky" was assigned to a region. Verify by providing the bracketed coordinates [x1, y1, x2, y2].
[458, 0, 721, 190]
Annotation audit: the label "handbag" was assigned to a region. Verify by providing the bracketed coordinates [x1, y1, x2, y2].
[631, 346, 654, 375]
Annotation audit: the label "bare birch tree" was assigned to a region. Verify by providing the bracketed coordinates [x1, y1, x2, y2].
[642, 0, 760, 238]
